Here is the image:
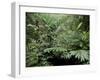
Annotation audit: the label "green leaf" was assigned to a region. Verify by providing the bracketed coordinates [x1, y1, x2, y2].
[77, 22, 82, 30]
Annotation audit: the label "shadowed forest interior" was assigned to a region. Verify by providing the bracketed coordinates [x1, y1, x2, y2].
[26, 12, 90, 67]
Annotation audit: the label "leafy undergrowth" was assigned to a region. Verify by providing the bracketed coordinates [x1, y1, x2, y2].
[26, 13, 90, 67]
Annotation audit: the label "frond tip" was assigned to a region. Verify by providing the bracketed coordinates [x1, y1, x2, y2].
[70, 50, 89, 62]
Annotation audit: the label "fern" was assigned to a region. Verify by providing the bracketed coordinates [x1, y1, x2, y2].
[44, 47, 67, 53]
[44, 47, 67, 57]
[70, 50, 89, 62]
[44, 47, 89, 63]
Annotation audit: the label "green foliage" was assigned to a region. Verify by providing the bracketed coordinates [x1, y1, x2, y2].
[44, 47, 67, 53]
[70, 50, 89, 62]
[26, 12, 90, 67]
[26, 52, 38, 67]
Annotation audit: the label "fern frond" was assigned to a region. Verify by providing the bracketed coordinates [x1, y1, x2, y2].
[70, 50, 89, 62]
[44, 47, 67, 53]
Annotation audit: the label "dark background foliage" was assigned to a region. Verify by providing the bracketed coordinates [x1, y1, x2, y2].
[26, 12, 90, 67]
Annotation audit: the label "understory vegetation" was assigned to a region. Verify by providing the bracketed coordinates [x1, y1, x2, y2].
[26, 12, 90, 67]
